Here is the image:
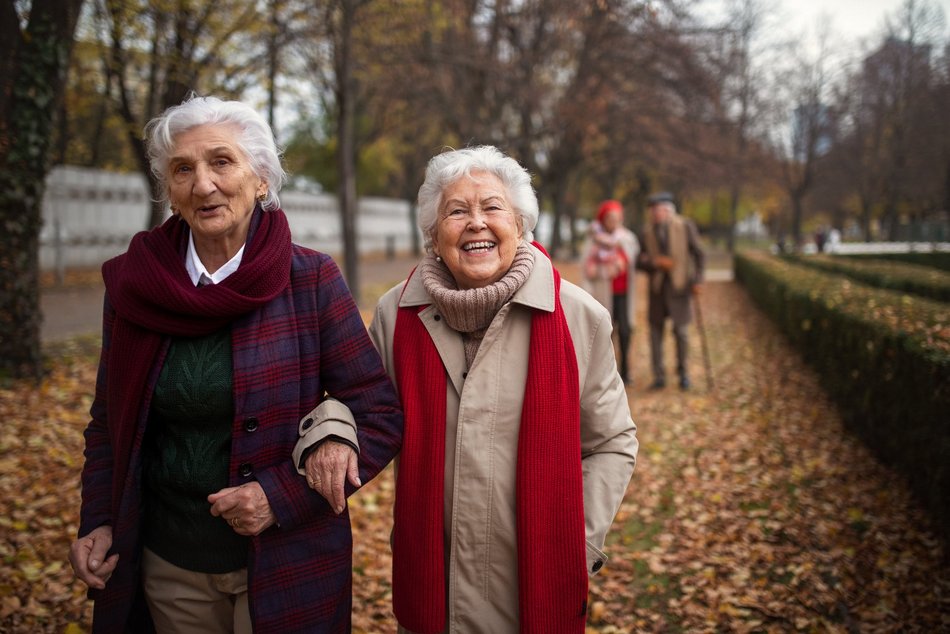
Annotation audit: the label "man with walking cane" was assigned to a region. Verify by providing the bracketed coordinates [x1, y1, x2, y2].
[636, 192, 705, 391]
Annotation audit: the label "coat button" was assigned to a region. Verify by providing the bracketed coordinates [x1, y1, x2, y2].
[591, 560, 603, 572]
[238, 463, 253, 478]
[301, 417, 314, 431]
[434, 314, 441, 321]
[244, 417, 259, 432]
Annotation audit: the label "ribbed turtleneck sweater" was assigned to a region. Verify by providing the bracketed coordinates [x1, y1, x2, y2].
[421, 242, 535, 367]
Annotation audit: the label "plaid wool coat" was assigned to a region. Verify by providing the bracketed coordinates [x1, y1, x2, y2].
[79, 229, 403, 633]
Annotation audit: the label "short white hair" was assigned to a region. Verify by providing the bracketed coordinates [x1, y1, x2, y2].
[144, 94, 287, 211]
[416, 146, 539, 249]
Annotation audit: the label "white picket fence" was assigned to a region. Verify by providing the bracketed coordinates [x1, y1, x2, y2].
[39, 165, 419, 271]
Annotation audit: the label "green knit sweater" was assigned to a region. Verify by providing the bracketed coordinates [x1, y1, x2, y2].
[142, 328, 249, 573]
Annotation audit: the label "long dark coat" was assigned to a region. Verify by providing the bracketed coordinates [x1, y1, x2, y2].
[636, 217, 705, 327]
[79, 235, 403, 633]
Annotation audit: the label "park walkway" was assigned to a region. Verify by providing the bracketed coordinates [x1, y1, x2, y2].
[5, 251, 945, 632]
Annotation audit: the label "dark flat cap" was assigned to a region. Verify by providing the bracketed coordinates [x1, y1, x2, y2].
[647, 191, 675, 205]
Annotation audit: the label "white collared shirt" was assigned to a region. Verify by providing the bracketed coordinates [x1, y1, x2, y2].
[185, 232, 245, 286]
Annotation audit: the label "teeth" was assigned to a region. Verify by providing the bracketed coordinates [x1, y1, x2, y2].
[463, 241, 495, 251]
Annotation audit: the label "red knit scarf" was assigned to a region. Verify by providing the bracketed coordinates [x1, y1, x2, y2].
[391, 258, 588, 634]
[100, 207, 292, 517]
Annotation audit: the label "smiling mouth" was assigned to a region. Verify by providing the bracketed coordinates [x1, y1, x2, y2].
[462, 241, 496, 253]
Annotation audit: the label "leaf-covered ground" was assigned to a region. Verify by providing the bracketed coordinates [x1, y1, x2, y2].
[1, 275, 947, 632]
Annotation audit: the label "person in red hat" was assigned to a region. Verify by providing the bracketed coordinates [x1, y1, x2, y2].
[581, 199, 640, 385]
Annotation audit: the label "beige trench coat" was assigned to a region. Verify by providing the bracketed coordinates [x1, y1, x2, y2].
[371, 243, 638, 633]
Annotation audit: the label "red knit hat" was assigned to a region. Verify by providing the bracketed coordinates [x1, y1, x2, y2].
[597, 199, 623, 222]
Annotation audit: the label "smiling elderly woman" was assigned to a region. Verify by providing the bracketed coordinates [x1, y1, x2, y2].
[68, 95, 403, 633]
[298, 145, 638, 633]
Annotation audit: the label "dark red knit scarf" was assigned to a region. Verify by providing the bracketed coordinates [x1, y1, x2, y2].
[391, 259, 588, 634]
[100, 207, 292, 517]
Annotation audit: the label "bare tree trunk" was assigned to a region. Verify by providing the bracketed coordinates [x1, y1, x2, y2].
[563, 172, 580, 259]
[0, 0, 84, 380]
[266, 0, 280, 131]
[548, 177, 570, 257]
[335, 0, 360, 302]
[401, 167, 422, 258]
[727, 181, 741, 252]
[859, 195, 873, 242]
[408, 200, 421, 257]
[113, 49, 167, 228]
[109, 5, 172, 229]
[943, 158, 950, 221]
[883, 149, 905, 241]
[790, 192, 804, 248]
[883, 201, 897, 241]
[567, 200, 579, 259]
[723, 0, 758, 254]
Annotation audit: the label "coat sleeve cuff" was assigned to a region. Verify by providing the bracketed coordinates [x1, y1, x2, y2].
[586, 540, 608, 576]
[292, 398, 360, 474]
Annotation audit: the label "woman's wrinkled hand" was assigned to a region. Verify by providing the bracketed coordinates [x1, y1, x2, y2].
[304, 440, 361, 514]
[208, 482, 276, 536]
[69, 525, 120, 590]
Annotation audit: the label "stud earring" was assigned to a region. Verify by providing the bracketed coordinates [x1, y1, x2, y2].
[435, 256, 442, 262]
[257, 192, 267, 202]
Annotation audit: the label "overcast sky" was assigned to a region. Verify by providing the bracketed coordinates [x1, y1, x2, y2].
[701, 0, 950, 54]
[784, 0, 948, 36]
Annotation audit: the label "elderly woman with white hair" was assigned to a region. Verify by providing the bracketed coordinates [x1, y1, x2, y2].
[69, 94, 403, 633]
[299, 145, 638, 633]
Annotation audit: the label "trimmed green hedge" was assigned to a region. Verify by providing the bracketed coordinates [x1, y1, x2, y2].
[786, 254, 950, 302]
[735, 250, 950, 543]
[843, 251, 950, 272]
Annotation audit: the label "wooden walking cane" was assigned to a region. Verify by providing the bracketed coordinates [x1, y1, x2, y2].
[692, 292, 714, 391]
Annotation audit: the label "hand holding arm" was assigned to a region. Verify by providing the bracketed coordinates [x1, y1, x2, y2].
[304, 440, 360, 514]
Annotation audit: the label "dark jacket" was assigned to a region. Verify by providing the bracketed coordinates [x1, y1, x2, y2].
[636, 216, 705, 326]
[79, 244, 403, 633]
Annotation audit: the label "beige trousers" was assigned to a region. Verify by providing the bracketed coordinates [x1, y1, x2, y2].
[142, 548, 251, 634]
